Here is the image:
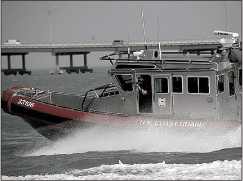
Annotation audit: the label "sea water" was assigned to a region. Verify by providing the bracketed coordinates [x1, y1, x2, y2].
[1, 67, 241, 180]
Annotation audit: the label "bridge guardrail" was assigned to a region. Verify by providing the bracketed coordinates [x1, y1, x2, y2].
[1, 39, 224, 54]
[1, 39, 221, 47]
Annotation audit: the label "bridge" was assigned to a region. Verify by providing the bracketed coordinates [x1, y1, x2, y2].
[1, 39, 222, 75]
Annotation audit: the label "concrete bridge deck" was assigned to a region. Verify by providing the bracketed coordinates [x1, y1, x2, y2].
[1, 39, 221, 53]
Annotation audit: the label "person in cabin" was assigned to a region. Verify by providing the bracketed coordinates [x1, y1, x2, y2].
[134, 83, 148, 95]
[134, 75, 152, 113]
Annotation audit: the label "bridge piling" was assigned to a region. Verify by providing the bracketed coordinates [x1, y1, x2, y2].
[22, 54, 26, 69]
[70, 54, 74, 68]
[51, 54, 63, 74]
[53, 52, 93, 74]
[1, 53, 31, 76]
[56, 54, 59, 71]
[84, 53, 87, 68]
[7, 55, 11, 69]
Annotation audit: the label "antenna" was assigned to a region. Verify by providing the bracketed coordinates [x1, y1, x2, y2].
[157, 16, 162, 61]
[128, 35, 130, 59]
[141, 9, 148, 50]
[157, 16, 160, 42]
[159, 42, 162, 60]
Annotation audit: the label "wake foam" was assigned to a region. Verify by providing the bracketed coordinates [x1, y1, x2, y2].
[2, 160, 241, 180]
[24, 125, 241, 156]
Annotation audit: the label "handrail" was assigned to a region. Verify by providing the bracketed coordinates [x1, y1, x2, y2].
[81, 83, 116, 111]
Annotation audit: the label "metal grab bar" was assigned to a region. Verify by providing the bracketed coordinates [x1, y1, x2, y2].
[81, 83, 116, 111]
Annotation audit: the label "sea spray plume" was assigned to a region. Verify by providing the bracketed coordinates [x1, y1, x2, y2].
[24, 124, 241, 156]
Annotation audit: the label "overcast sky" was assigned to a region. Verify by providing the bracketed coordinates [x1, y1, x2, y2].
[1, 1, 242, 69]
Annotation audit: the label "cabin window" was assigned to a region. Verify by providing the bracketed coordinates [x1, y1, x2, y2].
[115, 74, 133, 91]
[188, 77, 209, 94]
[228, 71, 235, 96]
[239, 68, 242, 86]
[172, 76, 182, 93]
[217, 74, 224, 93]
[154, 78, 168, 93]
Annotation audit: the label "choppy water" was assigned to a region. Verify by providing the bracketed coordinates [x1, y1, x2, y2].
[1, 67, 242, 180]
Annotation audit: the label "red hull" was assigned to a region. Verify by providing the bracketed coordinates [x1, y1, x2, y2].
[2, 86, 241, 140]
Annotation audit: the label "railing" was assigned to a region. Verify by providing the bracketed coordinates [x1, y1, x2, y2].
[1, 38, 227, 55]
[1, 39, 221, 48]
[81, 83, 117, 111]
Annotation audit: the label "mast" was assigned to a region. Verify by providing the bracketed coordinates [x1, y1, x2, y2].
[128, 35, 130, 59]
[141, 9, 148, 50]
[157, 16, 162, 60]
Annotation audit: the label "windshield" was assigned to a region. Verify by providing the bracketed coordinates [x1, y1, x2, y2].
[115, 74, 133, 91]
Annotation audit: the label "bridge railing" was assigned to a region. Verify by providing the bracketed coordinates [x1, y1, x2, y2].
[1, 39, 221, 48]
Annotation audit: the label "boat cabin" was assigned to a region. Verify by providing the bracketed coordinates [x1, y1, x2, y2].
[95, 46, 242, 122]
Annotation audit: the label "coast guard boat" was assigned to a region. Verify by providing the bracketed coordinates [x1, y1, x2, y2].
[2, 30, 242, 140]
